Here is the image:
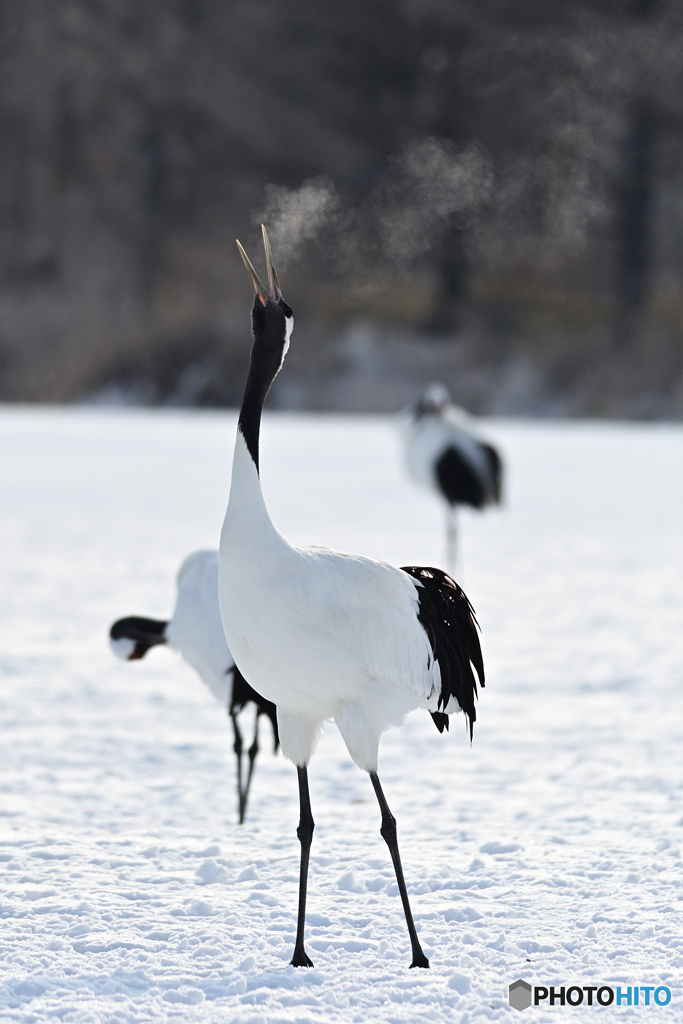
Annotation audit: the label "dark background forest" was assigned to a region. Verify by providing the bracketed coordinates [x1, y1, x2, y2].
[2, 0, 683, 415]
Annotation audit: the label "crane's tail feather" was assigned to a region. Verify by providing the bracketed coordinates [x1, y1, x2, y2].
[430, 711, 450, 733]
[400, 566, 484, 741]
[481, 443, 503, 504]
[230, 665, 280, 752]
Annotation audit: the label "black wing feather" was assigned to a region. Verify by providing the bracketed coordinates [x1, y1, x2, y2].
[481, 443, 503, 503]
[400, 566, 484, 740]
[230, 664, 280, 752]
[435, 441, 503, 508]
[434, 446, 487, 507]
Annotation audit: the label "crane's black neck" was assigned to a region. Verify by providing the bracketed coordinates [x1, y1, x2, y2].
[238, 362, 268, 474]
[237, 297, 292, 474]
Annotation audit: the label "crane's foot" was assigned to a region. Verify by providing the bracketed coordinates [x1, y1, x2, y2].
[291, 945, 314, 968]
[410, 951, 430, 969]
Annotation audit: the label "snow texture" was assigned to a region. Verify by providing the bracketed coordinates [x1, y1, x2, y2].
[1, 407, 682, 1023]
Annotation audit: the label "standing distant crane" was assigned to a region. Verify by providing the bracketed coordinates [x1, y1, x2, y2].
[109, 550, 279, 824]
[219, 227, 485, 969]
[403, 384, 503, 574]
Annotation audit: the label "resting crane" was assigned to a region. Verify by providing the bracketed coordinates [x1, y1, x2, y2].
[403, 383, 502, 573]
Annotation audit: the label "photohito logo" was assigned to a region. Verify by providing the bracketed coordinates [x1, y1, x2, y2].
[508, 979, 672, 1011]
[509, 980, 532, 1011]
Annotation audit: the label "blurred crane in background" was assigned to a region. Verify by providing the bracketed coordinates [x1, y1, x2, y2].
[402, 384, 502, 573]
[110, 550, 279, 824]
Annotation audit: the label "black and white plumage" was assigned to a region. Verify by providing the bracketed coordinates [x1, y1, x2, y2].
[219, 228, 485, 969]
[403, 384, 503, 573]
[109, 550, 279, 824]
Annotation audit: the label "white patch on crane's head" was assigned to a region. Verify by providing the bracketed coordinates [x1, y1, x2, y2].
[110, 636, 137, 661]
[279, 315, 294, 370]
[249, 299, 294, 382]
[416, 382, 450, 416]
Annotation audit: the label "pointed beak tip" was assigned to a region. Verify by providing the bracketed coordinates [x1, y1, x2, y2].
[236, 229, 283, 305]
[261, 225, 283, 302]
[236, 238, 268, 305]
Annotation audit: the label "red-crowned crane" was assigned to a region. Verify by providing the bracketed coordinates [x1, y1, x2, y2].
[110, 550, 278, 824]
[219, 227, 484, 969]
[403, 384, 503, 574]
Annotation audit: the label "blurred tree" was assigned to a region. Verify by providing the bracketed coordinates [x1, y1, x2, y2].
[0, 0, 683, 411]
[613, 0, 660, 345]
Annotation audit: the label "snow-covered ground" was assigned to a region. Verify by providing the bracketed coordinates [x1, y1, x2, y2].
[1, 407, 682, 1024]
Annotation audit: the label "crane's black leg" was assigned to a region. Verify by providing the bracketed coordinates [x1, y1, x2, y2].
[241, 711, 260, 824]
[291, 765, 314, 967]
[369, 771, 429, 968]
[230, 711, 246, 825]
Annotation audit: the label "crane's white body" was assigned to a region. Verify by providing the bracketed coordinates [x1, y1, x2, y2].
[402, 405, 494, 497]
[219, 432, 459, 772]
[165, 550, 232, 705]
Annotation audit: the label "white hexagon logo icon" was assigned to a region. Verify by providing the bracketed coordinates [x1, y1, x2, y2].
[509, 979, 532, 1011]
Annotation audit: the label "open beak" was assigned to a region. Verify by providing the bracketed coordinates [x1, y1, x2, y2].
[261, 225, 283, 301]
[236, 225, 282, 305]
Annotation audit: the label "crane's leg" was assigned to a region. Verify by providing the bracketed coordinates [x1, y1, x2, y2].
[240, 711, 260, 824]
[230, 710, 246, 825]
[369, 772, 429, 968]
[291, 765, 315, 967]
[446, 505, 458, 578]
